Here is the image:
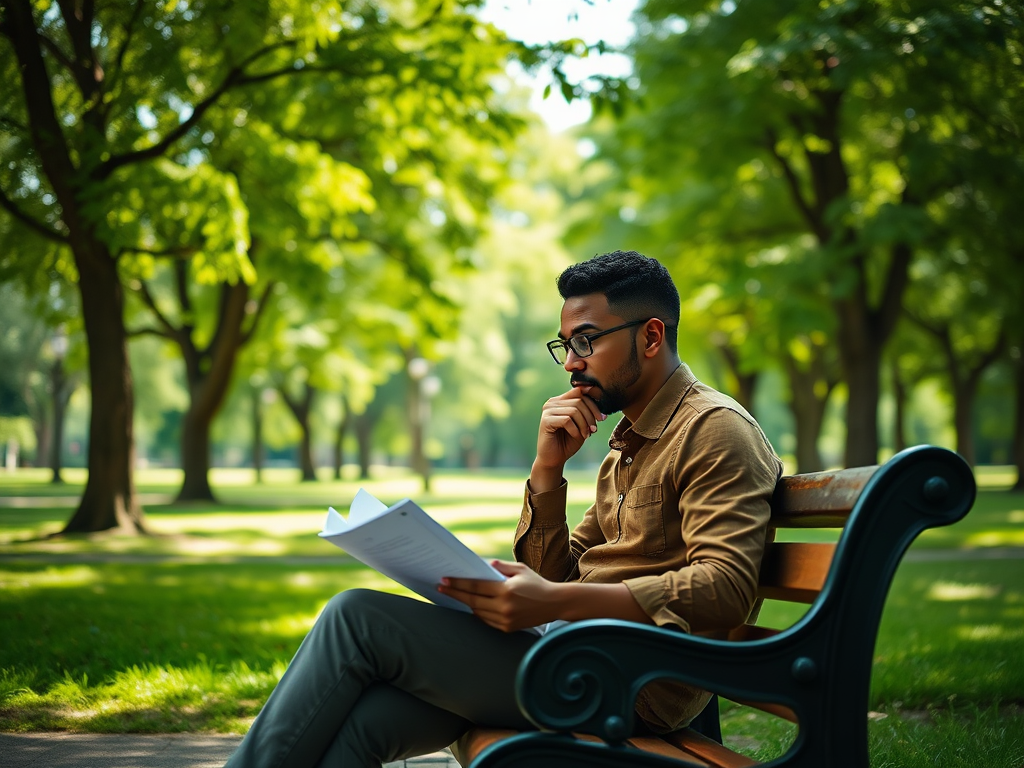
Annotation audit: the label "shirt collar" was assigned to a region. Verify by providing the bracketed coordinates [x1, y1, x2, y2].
[609, 363, 697, 449]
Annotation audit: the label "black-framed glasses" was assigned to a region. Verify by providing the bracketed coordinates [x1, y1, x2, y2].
[546, 319, 650, 365]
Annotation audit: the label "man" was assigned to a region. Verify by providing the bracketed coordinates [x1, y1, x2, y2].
[224, 250, 781, 768]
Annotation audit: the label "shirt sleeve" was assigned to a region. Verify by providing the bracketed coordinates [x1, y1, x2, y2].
[513, 481, 590, 583]
[622, 408, 781, 633]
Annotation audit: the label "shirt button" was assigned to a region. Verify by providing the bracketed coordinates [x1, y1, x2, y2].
[624, 457, 633, 465]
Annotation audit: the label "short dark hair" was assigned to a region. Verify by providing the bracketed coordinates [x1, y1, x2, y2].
[557, 250, 680, 352]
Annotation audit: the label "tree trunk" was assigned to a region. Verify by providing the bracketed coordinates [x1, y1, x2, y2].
[784, 351, 835, 473]
[63, 249, 145, 533]
[355, 411, 374, 480]
[4, 0, 144, 532]
[717, 342, 757, 416]
[951, 380, 976, 467]
[891, 360, 908, 455]
[922, 321, 1006, 469]
[835, 285, 888, 469]
[1012, 352, 1024, 492]
[767, 89, 912, 470]
[834, 239, 912, 469]
[178, 407, 215, 500]
[334, 396, 351, 481]
[49, 359, 71, 484]
[280, 382, 317, 482]
[298, 419, 316, 482]
[174, 277, 254, 502]
[252, 388, 265, 484]
[838, 337, 882, 468]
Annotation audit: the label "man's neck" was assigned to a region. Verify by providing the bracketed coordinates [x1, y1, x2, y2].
[622, 358, 681, 424]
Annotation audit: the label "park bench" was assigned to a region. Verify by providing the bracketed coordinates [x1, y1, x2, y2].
[453, 444, 976, 768]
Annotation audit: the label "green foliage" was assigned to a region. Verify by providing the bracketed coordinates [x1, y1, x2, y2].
[577, 0, 1024, 464]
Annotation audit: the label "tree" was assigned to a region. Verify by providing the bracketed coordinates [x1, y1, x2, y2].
[0, 1, 541, 526]
[597, 0, 1021, 466]
[1, 1, 347, 529]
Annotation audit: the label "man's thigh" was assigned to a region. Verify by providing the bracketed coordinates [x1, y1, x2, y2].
[314, 589, 540, 728]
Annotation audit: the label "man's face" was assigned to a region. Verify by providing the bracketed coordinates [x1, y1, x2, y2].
[558, 293, 643, 415]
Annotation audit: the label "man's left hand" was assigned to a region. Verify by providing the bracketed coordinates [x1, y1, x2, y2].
[438, 560, 562, 633]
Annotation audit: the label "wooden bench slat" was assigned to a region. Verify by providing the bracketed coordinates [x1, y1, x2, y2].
[757, 542, 835, 604]
[661, 727, 760, 768]
[770, 466, 877, 527]
[454, 728, 715, 767]
[453, 728, 519, 765]
[625, 735, 712, 765]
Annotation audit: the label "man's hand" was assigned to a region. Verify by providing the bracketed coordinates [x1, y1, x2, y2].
[438, 560, 564, 633]
[531, 386, 606, 493]
[439, 561, 654, 633]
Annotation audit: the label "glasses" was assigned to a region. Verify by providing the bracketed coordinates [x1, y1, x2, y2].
[546, 319, 650, 365]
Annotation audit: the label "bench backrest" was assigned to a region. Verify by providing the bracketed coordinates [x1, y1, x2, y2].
[734, 464, 880, 623]
[724, 465, 880, 721]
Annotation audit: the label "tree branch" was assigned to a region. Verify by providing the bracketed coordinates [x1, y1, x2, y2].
[0, 115, 30, 134]
[116, 244, 199, 259]
[904, 308, 943, 340]
[765, 128, 819, 237]
[135, 278, 179, 339]
[55, 0, 103, 106]
[36, 32, 76, 73]
[0, 183, 69, 243]
[98, 39, 299, 178]
[126, 326, 176, 340]
[235, 62, 367, 87]
[101, 0, 145, 120]
[174, 258, 193, 316]
[240, 280, 276, 346]
[1, 0, 81, 208]
[875, 183, 918, 338]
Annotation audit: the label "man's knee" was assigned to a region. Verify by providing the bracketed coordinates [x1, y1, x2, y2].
[320, 588, 412, 631]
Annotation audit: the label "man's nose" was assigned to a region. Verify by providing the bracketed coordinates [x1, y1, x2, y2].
[563, 350, 585, 373]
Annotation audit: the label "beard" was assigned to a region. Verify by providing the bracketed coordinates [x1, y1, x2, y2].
[572, 339, 642, 415]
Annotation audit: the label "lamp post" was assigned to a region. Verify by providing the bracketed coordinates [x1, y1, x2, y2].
[49, 326, 69, 484]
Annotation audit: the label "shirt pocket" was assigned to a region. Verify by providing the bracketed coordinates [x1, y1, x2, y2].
[624, 483, 666, 556]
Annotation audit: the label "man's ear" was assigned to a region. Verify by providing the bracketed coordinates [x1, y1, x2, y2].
[641, 318, 665, 359]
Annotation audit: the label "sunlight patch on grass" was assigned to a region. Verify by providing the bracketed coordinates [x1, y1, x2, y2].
[964, 529, 1024, 547]
[926, 582, 1001, 601]
[150, 512, 325, 535]
[954, 623, 1024, 642]
[456, 528, 517, 559]
[0, 565, 99, 590]
[973, 466, 1018, 490]
[286, 571, 317, 588]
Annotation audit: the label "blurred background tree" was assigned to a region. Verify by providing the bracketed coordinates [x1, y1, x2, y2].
[1, 0, 1021, 533]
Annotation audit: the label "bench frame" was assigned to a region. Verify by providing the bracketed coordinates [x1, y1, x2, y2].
[461, 445, 976, 768]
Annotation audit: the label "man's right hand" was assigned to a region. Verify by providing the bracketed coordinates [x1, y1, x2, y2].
[530, 386, 605, 493]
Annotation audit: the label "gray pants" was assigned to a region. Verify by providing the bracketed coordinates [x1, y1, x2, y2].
[224, 589, 539, 768]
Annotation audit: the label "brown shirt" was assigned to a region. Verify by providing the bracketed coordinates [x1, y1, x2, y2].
[514, 363, 782, 732]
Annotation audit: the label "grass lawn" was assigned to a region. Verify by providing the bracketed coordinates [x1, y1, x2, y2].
[1, 465, 1022, 766]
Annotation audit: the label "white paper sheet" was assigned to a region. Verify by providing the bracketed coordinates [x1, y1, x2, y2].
[320, 492, 504, 612]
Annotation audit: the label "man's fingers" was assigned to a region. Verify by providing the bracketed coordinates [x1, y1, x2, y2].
[546, 407, 596, 438]
[489, 560, 525, 577]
